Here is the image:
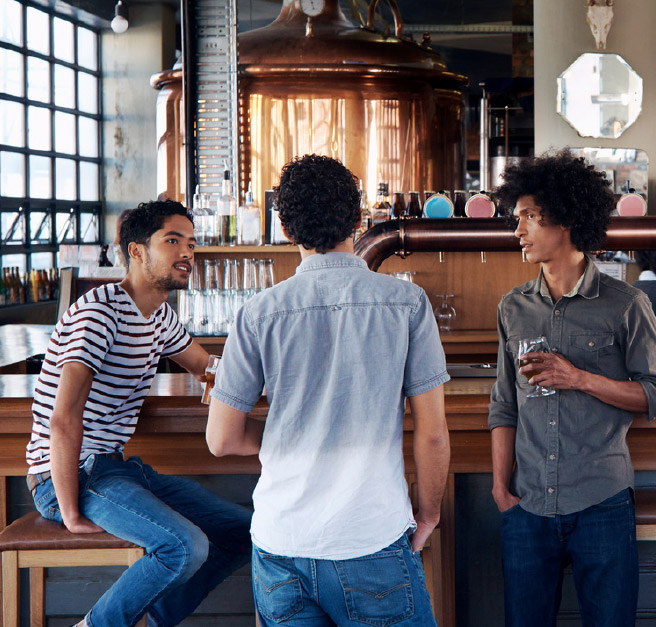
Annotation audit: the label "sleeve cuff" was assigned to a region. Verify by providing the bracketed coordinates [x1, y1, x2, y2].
[404, 370, 450, 397]
[211, 387, 258, 413]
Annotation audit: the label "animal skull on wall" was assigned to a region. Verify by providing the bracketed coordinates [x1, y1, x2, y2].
[586, 0, 614, 49]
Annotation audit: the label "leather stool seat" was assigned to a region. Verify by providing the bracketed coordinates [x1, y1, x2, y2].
[1, 511, 145, 627]
[0, 511, 139, 551]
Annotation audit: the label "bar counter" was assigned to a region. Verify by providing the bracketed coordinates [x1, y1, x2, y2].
[2, 373, 655, 626]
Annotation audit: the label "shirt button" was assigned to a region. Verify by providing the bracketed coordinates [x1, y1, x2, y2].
[548, 487, 555, 494]
[549, 419, 556, 426]
[549, 454, 556, 460]
[588, 340, 595, 347]
[554, 310, 561, 317]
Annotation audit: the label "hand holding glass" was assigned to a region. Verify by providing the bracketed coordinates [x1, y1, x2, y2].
[518, 336, 555, 397]
[201, 355, 220, 405]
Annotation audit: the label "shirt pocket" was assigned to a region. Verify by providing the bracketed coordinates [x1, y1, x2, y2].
[568, 332, 614, 372]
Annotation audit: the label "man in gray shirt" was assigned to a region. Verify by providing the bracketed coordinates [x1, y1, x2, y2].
[489, 151, 656, 627]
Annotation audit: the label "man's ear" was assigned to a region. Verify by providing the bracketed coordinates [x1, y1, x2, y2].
[128, 241, 144, 264]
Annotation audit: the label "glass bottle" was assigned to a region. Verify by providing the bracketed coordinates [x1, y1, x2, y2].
[407, 191, 422, 217]
[192, 186, 209, 247]
[356, 181, 372, 238]
[217, 164, 237, 246]
[370, 182, 391, 226]
[391, 192, 406, 218]
[0, 269, 5, 306]
[237, 183, 263, 246]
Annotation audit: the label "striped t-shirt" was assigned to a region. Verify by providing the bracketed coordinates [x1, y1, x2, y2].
[26, 283, 192, 474]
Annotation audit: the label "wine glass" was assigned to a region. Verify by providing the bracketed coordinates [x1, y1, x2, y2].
[518, 336, 555, 398]
[434, 294, 456, 333]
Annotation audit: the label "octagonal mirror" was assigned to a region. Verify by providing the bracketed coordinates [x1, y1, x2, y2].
[557, 53, 643, 139]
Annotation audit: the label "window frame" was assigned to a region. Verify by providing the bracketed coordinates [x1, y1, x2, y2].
[0, 0, 103, 272]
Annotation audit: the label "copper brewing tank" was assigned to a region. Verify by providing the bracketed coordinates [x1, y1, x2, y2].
[239, 0, 468, 208]
[151, 66, 185, 203]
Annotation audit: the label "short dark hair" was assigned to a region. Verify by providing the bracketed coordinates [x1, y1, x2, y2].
[120, 199, 193, 265]
[492, 149, 614, 252]
[636, 250, 656, 273]
[274, 154, 361, 253]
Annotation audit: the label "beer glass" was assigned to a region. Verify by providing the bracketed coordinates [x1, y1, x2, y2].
[434, 294, 456, 333]
[258, 258, 275, 290]
[201, 354, 220, 405]
[518, 336, 555, 397]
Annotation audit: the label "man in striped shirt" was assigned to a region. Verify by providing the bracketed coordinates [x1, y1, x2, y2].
[26, 200, 251, 627]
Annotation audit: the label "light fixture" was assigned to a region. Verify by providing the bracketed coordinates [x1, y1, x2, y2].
[111, 0, 129, 34]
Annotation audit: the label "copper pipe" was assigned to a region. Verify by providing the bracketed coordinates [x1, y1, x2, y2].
[366, 0, 403, 38]
[354, 217, 656, 271]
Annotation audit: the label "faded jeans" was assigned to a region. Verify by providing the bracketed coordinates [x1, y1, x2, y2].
[252, 532, 437, 626]
[30, 453, 252, 627]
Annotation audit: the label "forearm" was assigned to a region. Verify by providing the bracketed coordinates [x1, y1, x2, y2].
[575, 371, 648, 413]
[206, 400, 264, 456]
[413, 429, 450, 525]
[491, 426, 517, 502]
[50, 418, 83, 524]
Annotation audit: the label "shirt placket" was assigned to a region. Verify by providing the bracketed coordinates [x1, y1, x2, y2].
[544, 300, 566, 515]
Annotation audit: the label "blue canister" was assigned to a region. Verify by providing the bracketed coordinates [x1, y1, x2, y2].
[424, 193, 454, 218]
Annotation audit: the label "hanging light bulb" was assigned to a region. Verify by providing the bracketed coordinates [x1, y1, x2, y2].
[111, 0, 129, 34]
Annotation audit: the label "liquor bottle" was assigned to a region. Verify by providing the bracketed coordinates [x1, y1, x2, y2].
[17, 268, 26, 304]
[370, 183, 391, 226]
[50, 268, 59, 301]
[217, 164, 237, 246]
[237, 182, 263, 246]
[407, 191, 422, 217]
[98, 245, 113, 267]
[192, 185, 209, 247]
[356, 181, 372, 238]
[0, 268, 5, 306]
[37, 269, 49, 301]
[391, 192, 406, 218]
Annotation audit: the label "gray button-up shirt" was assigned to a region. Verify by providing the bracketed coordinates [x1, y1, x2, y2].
[489, 258, 656, 516]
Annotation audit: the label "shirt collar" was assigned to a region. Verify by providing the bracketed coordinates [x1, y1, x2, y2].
[639, 270, 656, 281]
[295, 252, 368, 274]
[522, 255, 600, 300]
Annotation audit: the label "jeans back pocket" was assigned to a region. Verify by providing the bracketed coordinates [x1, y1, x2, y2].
[334, 547, 414, 627]
[253, 548, 303, 623]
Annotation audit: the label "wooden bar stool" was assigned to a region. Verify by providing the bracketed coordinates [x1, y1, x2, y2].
[0, 511, 145, 627]
[635, 486, 656, 540]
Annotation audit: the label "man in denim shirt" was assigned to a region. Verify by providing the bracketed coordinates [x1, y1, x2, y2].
[207, 154, 451, 626]
[489, 151, 656, 626]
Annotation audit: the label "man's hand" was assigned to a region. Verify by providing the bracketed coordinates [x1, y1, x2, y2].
[411, 516, 439, 551]
[519, 351, 582, 390]
[62, 512, 104, 534]
[492, 487, 521, 513]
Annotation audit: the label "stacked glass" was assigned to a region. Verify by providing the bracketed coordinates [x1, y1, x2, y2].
[177, 258, 275, 336]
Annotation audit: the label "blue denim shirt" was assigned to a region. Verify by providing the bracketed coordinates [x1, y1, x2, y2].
[213, 252, 449, 558]
[489, 259, 656, 516]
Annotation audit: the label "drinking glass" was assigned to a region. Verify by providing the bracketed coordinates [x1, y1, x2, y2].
[390, 271, 415, 283]
[204, 259, 220, 335]
[434, 294, 456, 333]
[201, 354, 220, 404]
[518, 336, 555, 398]
[222, 258, 240, 331]
[243, 258, 259, 301]
[258, 258, 275, 290]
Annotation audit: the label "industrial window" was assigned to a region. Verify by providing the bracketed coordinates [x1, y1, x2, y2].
[0, 0, 102, 274]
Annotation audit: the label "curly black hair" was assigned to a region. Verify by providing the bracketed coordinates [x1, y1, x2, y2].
[492, 149, 614, 252]
[120, 199, 193, 265]
[636, 250, 656, 273]
[274, 154, 361, 253]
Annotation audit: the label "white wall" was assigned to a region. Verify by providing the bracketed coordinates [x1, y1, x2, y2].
[101, 4, 176, 241]
[534, 0, 656, 204]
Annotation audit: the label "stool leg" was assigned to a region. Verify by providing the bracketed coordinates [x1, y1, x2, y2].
[29, 567, 45, 627]
[2, 550, 19, 627]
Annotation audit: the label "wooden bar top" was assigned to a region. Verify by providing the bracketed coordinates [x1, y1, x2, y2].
[0, 324, 54, 370]
[1, 373, 654, 477]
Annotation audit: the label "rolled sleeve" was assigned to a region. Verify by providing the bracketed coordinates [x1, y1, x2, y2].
[489, 300, 518, 430]
[211, 305, 264, 412]
[403, 289, 450, 396]
[622, 292, 656, 421]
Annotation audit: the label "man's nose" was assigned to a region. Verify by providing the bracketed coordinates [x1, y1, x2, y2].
[514, 219, 525, 239]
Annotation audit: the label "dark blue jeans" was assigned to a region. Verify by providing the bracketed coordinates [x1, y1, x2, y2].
[501, 488, 638, 627]
[31, 454, 252, 627]
[252, 532, 437, 626]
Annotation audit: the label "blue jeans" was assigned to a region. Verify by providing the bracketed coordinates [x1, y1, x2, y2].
[252, 532, 437, 626]
[30, 454, 252, 627]
[501, 488, 638, 627]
